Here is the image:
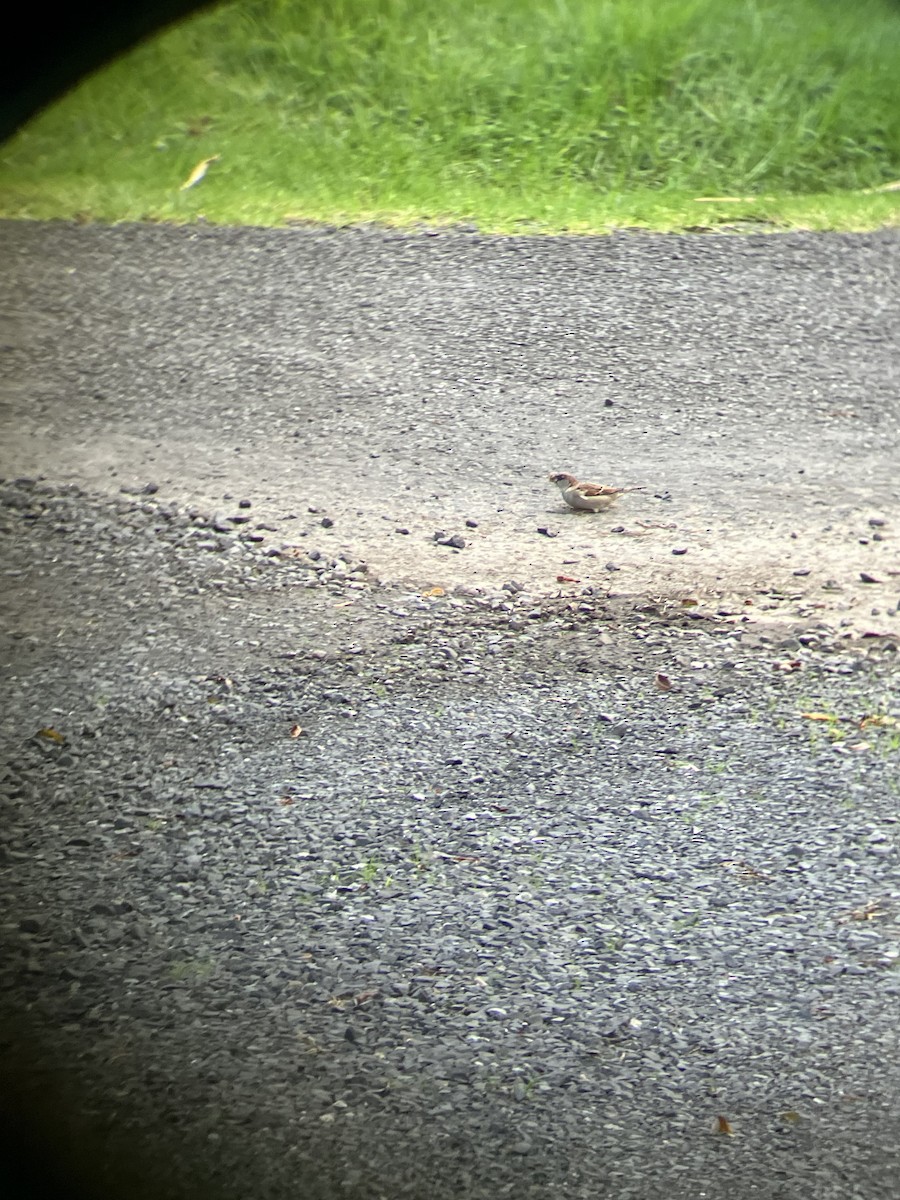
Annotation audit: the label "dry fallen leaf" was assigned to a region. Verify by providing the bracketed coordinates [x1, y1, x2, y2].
[556, 574, 580, 583]
[423, 586, 445, 596]
[780, 1110, 801, 1124]
[860, 713, 899, 729]
[773, 659, 802, 672]
[724, 859, 769, 883]
[849, 900, 887, 922]
[36, 727, 66, 744]
[715, 1115, 734, 1135]
[289, 724, 305, 738]
[800, 711, 840, 723]
[179, 155, 220, 190]
[655, 672, 672, 691]
[352, 989, 381, 1007]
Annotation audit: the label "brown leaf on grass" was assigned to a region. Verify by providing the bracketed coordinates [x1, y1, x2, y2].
[179, 155, 220, 190]
[36, 727, 66, 744]
[715, 1115, 734, 1135]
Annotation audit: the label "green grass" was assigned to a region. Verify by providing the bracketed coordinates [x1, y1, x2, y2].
[1, 0, 899, 232]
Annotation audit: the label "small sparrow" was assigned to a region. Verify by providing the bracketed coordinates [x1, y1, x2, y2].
[548, 472, 645, 512]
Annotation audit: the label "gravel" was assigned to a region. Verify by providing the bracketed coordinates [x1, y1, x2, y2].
[1, 476, 899, 1200]
[1, 219, 898, 1198]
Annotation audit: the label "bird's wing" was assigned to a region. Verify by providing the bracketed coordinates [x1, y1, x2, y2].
[574, 481, 622, 497]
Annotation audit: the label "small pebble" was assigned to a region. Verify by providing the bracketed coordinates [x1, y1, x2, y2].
[793, 569, 811, 577]
[238, 499, 252, 509]
[868, 517, 886, 528]
[536, 527, 558, 538]
[860, 572, 880, 584]
[321, 517, 334, 529]
[672, 547, 688, 556]
[465, 519, 479, 528]
[605, 562, 621, 572]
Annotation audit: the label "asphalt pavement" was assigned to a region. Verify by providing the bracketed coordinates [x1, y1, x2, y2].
[0, 220, 898, 1200]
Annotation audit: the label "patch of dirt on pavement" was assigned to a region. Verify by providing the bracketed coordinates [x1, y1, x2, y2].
[2, 428, 898, 638]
